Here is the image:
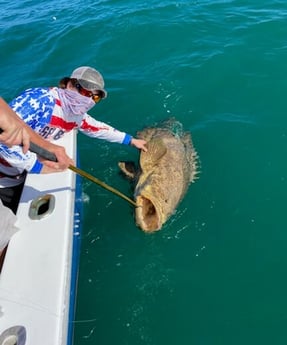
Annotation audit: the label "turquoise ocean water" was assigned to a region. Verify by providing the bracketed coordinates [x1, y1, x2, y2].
[1, 1, 287, 344]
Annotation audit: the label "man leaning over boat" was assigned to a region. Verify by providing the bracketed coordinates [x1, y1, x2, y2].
[0, 66, 147, 215]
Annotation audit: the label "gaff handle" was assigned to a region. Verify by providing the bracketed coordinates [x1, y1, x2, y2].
[29, 142, 58, 162]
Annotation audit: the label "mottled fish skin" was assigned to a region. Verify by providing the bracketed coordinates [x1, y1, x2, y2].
[119, 119, 199, 232]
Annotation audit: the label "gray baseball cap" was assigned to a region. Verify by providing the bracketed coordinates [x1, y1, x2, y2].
[71, 66, 107, 98]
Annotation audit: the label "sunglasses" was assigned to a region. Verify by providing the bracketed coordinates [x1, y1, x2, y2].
[75, 83, 103, 103]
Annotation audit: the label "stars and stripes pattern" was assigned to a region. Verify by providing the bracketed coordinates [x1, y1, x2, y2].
[0, 87, 132, 183]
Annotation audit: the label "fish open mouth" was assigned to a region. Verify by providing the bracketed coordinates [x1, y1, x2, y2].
[135, 196, 161, 232]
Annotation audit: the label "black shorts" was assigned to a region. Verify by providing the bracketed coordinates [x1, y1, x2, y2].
[0, 172, 27, 214]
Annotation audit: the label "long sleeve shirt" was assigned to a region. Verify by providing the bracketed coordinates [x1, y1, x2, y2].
[0, 87, 132, 185]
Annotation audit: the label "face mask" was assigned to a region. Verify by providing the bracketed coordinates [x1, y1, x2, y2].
[57, 88, 95, 116]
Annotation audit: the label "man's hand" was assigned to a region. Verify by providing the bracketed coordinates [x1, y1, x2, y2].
[39, 142, 74, 171]
[130, 138, 148, 152]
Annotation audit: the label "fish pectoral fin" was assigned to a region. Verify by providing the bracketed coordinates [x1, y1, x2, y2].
[118, 161, 137, 179]
[140, 138, 167, 169]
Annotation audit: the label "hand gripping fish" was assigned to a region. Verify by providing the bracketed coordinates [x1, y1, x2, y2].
[119, 119, 199, 232]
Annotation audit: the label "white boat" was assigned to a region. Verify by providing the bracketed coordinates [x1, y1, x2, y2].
[0, 131, 82, 345]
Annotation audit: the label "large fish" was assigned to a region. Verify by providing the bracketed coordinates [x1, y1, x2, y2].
[119, 119, 199, 232]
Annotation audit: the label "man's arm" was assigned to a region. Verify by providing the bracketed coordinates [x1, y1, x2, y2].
[0, 97, 30, 152]
[0, 97, 73, 170]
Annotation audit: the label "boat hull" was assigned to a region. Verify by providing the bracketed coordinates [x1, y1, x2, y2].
[0, 131, 82, 345]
